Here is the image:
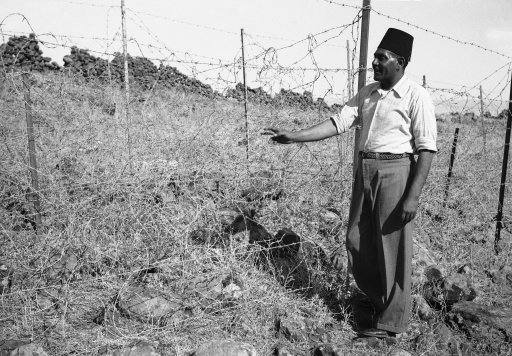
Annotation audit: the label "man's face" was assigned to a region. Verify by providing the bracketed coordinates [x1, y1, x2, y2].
[372, 48, 400, 83]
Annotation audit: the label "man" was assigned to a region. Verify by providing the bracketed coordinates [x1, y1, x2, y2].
[264, 28, 437, 339]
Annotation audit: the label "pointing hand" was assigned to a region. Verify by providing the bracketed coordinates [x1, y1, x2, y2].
[262, 127, 296, 144]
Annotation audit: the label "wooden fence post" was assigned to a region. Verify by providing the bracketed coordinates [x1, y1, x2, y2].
[121, 0, 132, 171]
[346, 39, 353, 99]
[352, 0, 371, 176]
[22, 73, 42, 233]
[479, 85, 487, 152]
[494, 73, 512, 254]
[240, 28, 250, 167]
[442, 127, 459, 210]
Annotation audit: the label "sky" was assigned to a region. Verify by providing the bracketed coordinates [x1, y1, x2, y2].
[1, 0, 512, 113]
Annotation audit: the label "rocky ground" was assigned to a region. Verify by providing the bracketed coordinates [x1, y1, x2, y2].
[1, 70, 512, 355]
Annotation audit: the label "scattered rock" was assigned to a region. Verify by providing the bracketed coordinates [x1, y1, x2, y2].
[189, 227, 222, 245]
[447, 301, 512, 352]
[218, 208, 241, 227]
[0, 262, 13, 294]
[275, 314, 326, 344]
[311, 344, 342, 356]
[318, 209, 342, 239]
[93, 303, 126, 326]
[387, 349, 412, 356]
[101, 343, 160, 356]
[443, 274, 477, 305]
[422, 266, 476, 309]
[240, 186, 283, 207]
[229, 231, 250, 248]
[0, 340, 30, 354]
[272, 345, 296, 356]
[1, 342, 49, 356]
[488, 265, 512, 289]
[271, 229, 301, 258]
[248, 222, 274, 247]
[433, 323, 455, 349]
[225, 215, 274, 248]
[45, 249, 80, 282]
[133, 266, 163, 283]
[222, 280, 243, 301]
[34, 292, 56, 312]
[115, 286, 182, 325]
[192, 340, 257, 356]
[412, 294, 435, 321]
[276, 315, 308, 342]
[457, 264, 472, 274]
[319, 209, 341, 224]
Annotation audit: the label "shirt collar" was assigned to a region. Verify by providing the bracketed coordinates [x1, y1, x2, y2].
[371, 75, 409, 98]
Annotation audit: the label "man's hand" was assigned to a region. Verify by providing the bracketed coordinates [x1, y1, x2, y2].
[262, 127, 296, 144]
[400, 150, 435, 224]
[401, 195, 419, 224]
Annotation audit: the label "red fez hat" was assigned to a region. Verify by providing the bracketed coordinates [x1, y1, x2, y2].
[378, 28, 414, 62]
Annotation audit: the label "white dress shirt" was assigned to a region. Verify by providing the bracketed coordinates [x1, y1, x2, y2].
[331, 75, 437, 153]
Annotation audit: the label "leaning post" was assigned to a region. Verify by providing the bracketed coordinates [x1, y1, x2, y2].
[442, 127, 459, 210]
[494, 73, 512, 254]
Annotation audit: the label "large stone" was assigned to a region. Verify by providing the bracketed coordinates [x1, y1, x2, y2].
[412, 294, 435, 321]
[225, 215, 273, 248]
[189, 227, 222, 245]
[102, 344, 160, 356]
[2, 342, 49, 356]
[311, 344, 343, 356]
[422, 266, 476, 309]
[276, 314, 326, 344]
[1, 340, 30, 354]
[271, 229, 300, 258]
[387, 349, 412, 356]
[45, 249, 79, 282]
[218, 208, 241, 227]
[192, 341, 257, 356]
[276, 315, 308, 342]
[318, 209, 342, 239]
[447, 301, 512, 353]
[272, 346, 297, 356]
[115, 287, 182, 325]
[432, 323, 457, 350]
[489, 265, 512, 290]
[443, 274, 477, 305]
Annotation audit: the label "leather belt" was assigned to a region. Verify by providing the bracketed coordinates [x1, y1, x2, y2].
[359, 151, 412, 160]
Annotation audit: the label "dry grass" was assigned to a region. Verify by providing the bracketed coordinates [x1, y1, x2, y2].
[1, 71, 512, 355]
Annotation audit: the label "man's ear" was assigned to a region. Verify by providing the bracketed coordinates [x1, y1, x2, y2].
[397, 57, 406, 69]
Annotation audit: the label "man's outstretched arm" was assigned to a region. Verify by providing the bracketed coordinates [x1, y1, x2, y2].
[263, 118, 338, 144]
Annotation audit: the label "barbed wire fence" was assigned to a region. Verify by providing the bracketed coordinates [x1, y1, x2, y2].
[1, 1, 512, 353]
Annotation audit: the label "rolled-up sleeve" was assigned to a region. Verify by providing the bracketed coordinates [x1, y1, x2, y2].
[331, 93, 359, 134]
[410, 88, 438, 152]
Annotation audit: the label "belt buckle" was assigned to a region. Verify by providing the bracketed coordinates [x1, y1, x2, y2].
[374, 152, 380, 160]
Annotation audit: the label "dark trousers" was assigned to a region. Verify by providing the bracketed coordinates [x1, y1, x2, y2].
[346, 156, 414, 333]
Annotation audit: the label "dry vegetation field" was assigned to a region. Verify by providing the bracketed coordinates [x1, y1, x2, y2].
[1, 71, 512, 355]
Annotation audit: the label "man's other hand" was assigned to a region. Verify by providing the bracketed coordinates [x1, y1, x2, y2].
[401, 195, 419, 224]
[262, 127, 296, 144]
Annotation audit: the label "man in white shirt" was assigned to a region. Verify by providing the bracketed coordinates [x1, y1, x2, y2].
[264, 28, 437, 339]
